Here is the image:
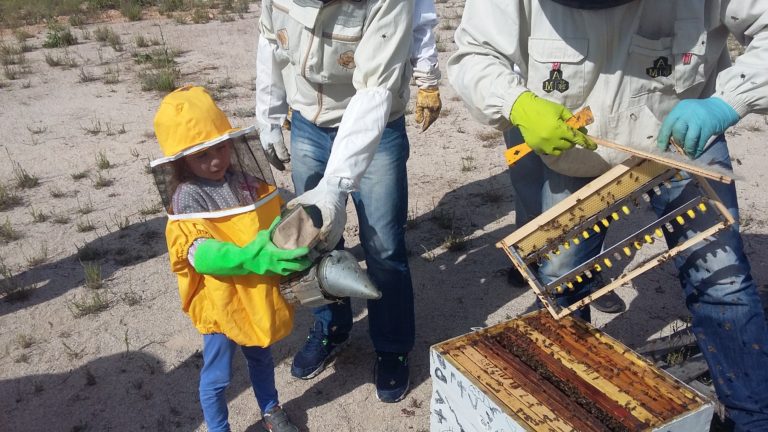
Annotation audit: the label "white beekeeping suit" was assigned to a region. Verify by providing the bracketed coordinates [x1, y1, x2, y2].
[448, 0, 768, 177]
[255, 0, 441, 171]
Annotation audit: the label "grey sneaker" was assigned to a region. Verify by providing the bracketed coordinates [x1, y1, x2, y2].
[261, 406, 299, 432]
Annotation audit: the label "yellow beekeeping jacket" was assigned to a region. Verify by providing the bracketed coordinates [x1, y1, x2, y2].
[165, 190, 293, 347]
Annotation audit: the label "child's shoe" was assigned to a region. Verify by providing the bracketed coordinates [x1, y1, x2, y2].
[261, 406, 298, 432]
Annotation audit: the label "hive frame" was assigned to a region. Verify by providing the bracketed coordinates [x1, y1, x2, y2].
[497, 156, 735, 320]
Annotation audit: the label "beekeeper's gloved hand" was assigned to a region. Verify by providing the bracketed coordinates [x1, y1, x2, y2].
[192, 217, 312, 276]
[287, 177, 349, 250]
[657, 97, 740, 159]
[415, 87, 442, 131]
[260, 124, 290, 171]
[509, 91, 596, 156]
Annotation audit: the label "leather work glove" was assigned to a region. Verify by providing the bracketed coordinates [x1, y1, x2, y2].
[193, 217, 312, 276]
[259, 125, 290, 171]
[509, 91, 596, 156]
[415, 87, 442, 132]
[286, 177, 349, 251]
[657, 97, 740, 159]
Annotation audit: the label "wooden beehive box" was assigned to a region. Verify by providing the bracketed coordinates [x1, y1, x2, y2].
[430, 310, 713, 431]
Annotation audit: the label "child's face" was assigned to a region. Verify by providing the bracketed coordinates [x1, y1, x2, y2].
[184, 141, 232, 181]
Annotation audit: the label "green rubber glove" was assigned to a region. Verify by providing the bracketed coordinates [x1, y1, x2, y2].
[193, 217, 312, 276]
[509, 92, 596, 156]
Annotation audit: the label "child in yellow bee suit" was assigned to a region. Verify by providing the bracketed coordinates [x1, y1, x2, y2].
[151, 86, 311, 432]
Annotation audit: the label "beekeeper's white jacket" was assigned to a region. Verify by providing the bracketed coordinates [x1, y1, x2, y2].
[257, 0, 439, 131]
[259, 0, 414, 188]
[259, 0, 413, 127]
[448, 0, 768, 177]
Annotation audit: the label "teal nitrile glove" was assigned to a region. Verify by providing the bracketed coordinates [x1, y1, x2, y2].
[193, 217, 312, 277]
[657, 97, 740, 159]
[509, 91, 596, 156]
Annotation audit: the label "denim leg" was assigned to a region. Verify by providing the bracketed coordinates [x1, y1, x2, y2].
[352, 116, 415, 353]
[650, 136, 768, 431]
[200, 334, 236, 432]
[240, 345, 278, 414]
[290, 111, 354, 338]
[537, 166, 603, 322]
[503, 127, 543, 226]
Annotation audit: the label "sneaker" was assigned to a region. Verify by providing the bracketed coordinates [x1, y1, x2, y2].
[261, 406, 298, 432]
[591, 290, 626, 314]
[374, 352, 410, 403]
[291, 321, 349, 379]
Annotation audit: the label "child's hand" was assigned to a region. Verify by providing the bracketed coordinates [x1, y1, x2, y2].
[190, 217, 311, 277]
[242, 217, 313, 276]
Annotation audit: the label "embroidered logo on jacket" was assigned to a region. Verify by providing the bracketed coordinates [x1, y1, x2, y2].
[543, 63, 569, 93]
[338, 50, 356, 70]
[646, 56, 672, 78]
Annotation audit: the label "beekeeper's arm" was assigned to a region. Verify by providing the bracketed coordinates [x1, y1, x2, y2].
[412, 0, 442, 131]
[659, 3, 768, 158]
[256, 22, 290, 170]
[288, 0, 414, 247]
[447, 0, 593, 155]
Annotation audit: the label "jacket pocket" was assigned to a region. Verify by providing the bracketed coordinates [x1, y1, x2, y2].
[528, 37, 588, 107]
[628, 34, 674, 98]
[673, 19, 707, 93]
[311, 2, 367, 84]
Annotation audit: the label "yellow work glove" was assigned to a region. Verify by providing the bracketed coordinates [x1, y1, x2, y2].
[415, 87, 442, 132]
[509, 92, 596, 156]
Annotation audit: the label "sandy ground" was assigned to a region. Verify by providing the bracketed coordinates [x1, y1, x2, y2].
[1, 3, 767, 431]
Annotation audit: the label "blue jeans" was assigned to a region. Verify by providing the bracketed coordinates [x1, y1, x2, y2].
[199, 334, 278, 432]
[290, 111, 415, 353]
[507, 134, 768, 430]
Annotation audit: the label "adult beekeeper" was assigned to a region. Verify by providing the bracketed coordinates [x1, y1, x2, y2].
[257, 0, 426, 404]
[447, 1, 768, 430]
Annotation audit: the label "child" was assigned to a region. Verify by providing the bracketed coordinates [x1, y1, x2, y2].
[151, 85, 310, 432]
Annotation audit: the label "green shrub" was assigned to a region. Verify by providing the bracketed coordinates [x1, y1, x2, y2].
[42, 23, 77, 48]
[139, 67, 179, 92]
[120, 0, 142, 21]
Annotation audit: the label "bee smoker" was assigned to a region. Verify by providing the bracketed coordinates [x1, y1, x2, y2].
[271, 205, 381, 307]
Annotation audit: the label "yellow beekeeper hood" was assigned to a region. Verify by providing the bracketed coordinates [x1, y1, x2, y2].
[150, 85, 278, 220]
